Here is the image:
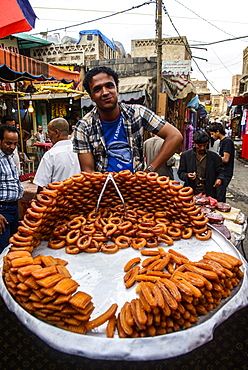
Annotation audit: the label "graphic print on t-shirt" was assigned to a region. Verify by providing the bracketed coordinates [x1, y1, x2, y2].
[101, 115, 133, 172]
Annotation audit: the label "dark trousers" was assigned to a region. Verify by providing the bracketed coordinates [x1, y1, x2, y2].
[216, 176, 232, 203]
[0, 203, 19, 252]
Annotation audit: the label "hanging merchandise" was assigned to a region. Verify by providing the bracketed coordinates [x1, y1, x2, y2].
[50, 102, 67, 119]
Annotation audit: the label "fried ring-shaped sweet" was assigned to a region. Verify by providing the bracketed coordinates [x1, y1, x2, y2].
[68, 219, 82, 230]
[154, 211, 167, 218]
[157, 234, 174, 246]
[84, 240, 101, 253]
[187, 206, 202, 216]
[13, 232, 33, 242]
[118, 169, 133, 178]
[66, 229, 80, 244]
[156, 176, 170, 187]
[195, 228, 212, 241]
[71, 173, 84, 182]
[48, 239, 66, 249]
[178, 186, 194, 197]
[74, 216, 87, 225]
[147, 172, 158, 181]
[108, 216, 123, 225]
[115, 235, 130, 249]
[66, 245, 80, 254]
[117, 221, 132, 231]
[169, 180, 183, 190]
[76, 235, 92, 249]
[18, 225, 37, 235]
[131, 237, 146, 250]
[92, 232, 108, 242]
[9, 236, 31, 247]
[31, 200, 47, 213]
[53, 224, 68, 236]
[101, 243, 119, 254]
[36, 193, 53, 206]
[192, 225, 208, 235]
[167, 226, 181, 237]
[23, 214, 42, 228]
[81, 225, 96, 235]
[190, 212, 205, 221]
[40, 188, 58, 198]
[136, 231, 154, 238]
[103, 223, 117, 236]
[135, 171, 147, 179]
[48, 181, 64, 190]
[146, 237, 158, 248]
[181, 227, 193, 239]
[26, 207, 43, 219]
[192, 217, 209, 227]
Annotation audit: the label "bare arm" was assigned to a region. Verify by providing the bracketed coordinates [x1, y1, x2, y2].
[221, 151, 230, 164]
[78, 153, 95, 173]
[147, 123, 182, 172]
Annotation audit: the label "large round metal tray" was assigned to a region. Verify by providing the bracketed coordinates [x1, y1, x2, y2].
[0, 228, 247, 361]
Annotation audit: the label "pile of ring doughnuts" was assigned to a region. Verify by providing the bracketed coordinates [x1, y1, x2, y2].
[9, 170, 212, 253]
[2, 247, 243, 338]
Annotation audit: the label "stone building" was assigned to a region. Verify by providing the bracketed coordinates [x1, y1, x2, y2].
[131, 36, 191, 61]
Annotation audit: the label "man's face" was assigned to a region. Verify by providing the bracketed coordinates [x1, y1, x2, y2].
[210, 131, 219, 141]
[0, 130, 18, 155]
[194, 142, 208, 155]
[38, 125, 42, 133]
[89, 73, 118, 112]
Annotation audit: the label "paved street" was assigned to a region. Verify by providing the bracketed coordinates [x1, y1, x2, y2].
[226, 157, 248, 260]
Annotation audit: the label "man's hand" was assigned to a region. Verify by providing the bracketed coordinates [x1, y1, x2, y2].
[213, 179, 222, 188]
[188, 172, 196, 180]
[0, 214, 8, 234]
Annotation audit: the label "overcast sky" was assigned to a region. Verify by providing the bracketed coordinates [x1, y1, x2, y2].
[28, 0, 248, 95]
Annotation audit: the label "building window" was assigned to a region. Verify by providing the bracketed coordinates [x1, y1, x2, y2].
[87, 35, 93, 41]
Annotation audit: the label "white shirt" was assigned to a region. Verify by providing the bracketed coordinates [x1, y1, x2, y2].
[34, 140, 81, 188]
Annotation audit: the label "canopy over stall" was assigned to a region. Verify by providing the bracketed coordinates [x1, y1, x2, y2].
[0, 49, 80, 83]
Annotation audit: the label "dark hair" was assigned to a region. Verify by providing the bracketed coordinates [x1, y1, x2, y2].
[83, 66, 119, 94]
[208, 122, 225, 135]
[193, 130, 209, 144]
[0, 124, 19, 140]
[2, 115, 15, 124]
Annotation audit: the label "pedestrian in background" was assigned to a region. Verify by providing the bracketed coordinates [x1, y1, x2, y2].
[144, 134, 175, 178]
[178, 130, 225, 199]
[33, 125, 49, 161]
[34, 118, 81, 193]
[209, 122, 235, 203]
[2, 115, 21, 174]
[73, 66, 182, 173]
[0, 125, 23, 251]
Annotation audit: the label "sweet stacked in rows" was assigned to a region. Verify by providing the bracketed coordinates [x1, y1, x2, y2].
[2, 247, 244, 338]
[9, 171, 212, 253]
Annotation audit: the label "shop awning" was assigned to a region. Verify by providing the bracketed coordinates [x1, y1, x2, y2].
[0, 48, 80, 83]
[226, 95, 248, 107]
[162, 75, 196, 101]
[11, 32, 52, 49]
[81, 76, 153, 107]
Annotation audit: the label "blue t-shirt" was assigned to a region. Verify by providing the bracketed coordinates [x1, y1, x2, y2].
[101, 115, 133, 172]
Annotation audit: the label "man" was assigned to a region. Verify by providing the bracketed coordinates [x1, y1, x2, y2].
[33, 125, 49, 161]
[144, 134, 175, 178]
[0, 125, 24, 251]
[2, 115, 21, 174]
[73, 66, 182, 173]
[209, 122, 235, 203]
[34, 118, 81, 193]
[178, 130, 225, 199]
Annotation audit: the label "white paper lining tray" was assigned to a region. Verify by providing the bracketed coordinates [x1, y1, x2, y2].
[1, 228, 248, 361]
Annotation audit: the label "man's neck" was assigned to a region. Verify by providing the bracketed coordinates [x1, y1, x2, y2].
[98, 106, 120, 122]
[219, 134, 226, 141]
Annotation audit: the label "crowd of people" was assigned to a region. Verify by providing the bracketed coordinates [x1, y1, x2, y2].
[0, 66, 235, 251]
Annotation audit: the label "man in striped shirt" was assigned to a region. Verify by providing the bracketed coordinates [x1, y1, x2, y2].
[0, 125, 23, 252]
[73, 66, 182, 174]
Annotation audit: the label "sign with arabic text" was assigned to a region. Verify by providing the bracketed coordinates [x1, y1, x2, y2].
[162, 60, 191, 76]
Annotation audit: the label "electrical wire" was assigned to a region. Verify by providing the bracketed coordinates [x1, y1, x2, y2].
[32, 1, 156, 35]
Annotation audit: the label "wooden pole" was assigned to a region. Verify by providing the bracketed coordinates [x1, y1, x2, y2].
[156, 0, 163, 113]
[16, 92, 25, 165]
